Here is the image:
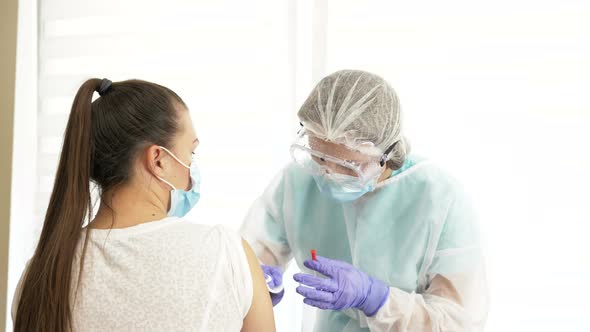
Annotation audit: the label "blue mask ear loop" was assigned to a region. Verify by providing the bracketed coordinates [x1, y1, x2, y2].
[156, 146, 190, 190]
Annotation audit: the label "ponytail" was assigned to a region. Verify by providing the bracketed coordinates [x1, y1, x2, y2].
[14, 79, 101, 331]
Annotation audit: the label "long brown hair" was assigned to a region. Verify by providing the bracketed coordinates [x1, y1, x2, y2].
[14, 78, 185, 331]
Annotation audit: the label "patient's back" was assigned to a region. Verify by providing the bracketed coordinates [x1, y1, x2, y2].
[14, 217, 253, 331]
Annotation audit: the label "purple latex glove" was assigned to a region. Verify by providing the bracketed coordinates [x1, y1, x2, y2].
[261, 265, 285, 306]
[293, 256, 389, 316]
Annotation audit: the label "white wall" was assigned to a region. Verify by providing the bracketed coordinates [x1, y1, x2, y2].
[0, 0, 19, 328]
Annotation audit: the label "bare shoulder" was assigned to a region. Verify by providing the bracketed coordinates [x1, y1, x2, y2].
[240, 239, 276, 332]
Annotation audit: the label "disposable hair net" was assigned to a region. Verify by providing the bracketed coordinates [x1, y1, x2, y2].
[298, 70, 409, 168]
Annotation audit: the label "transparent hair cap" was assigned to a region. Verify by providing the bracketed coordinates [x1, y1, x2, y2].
[298, 70, 403, 158]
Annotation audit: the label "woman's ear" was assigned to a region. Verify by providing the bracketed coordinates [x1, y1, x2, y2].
[145, 145, 166, 177]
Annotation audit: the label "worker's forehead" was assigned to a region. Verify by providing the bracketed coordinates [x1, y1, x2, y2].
[308, 136, 373, 162]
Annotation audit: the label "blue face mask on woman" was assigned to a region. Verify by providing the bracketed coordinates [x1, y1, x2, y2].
[156, 146, 201, 218]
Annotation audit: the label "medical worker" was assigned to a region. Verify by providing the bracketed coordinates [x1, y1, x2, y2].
[241, 70, 488, 331]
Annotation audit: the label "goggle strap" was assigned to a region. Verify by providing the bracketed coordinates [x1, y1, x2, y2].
[380, 141, 399, 166]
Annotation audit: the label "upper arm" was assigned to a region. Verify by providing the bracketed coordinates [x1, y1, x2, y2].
[430, 186, 482, 276]
[427, 184, 489, 323]
[437, 188, 479, 251]
[241, 239, 276, 332]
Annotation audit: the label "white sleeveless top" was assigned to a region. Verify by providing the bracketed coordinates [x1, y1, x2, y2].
[12, 217, 253, 331]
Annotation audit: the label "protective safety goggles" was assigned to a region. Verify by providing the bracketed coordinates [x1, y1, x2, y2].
[290, 129, 388, 183]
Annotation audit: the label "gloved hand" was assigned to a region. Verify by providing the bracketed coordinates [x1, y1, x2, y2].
[293, 256, 390, 316]
[261, 264, 285, 306]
